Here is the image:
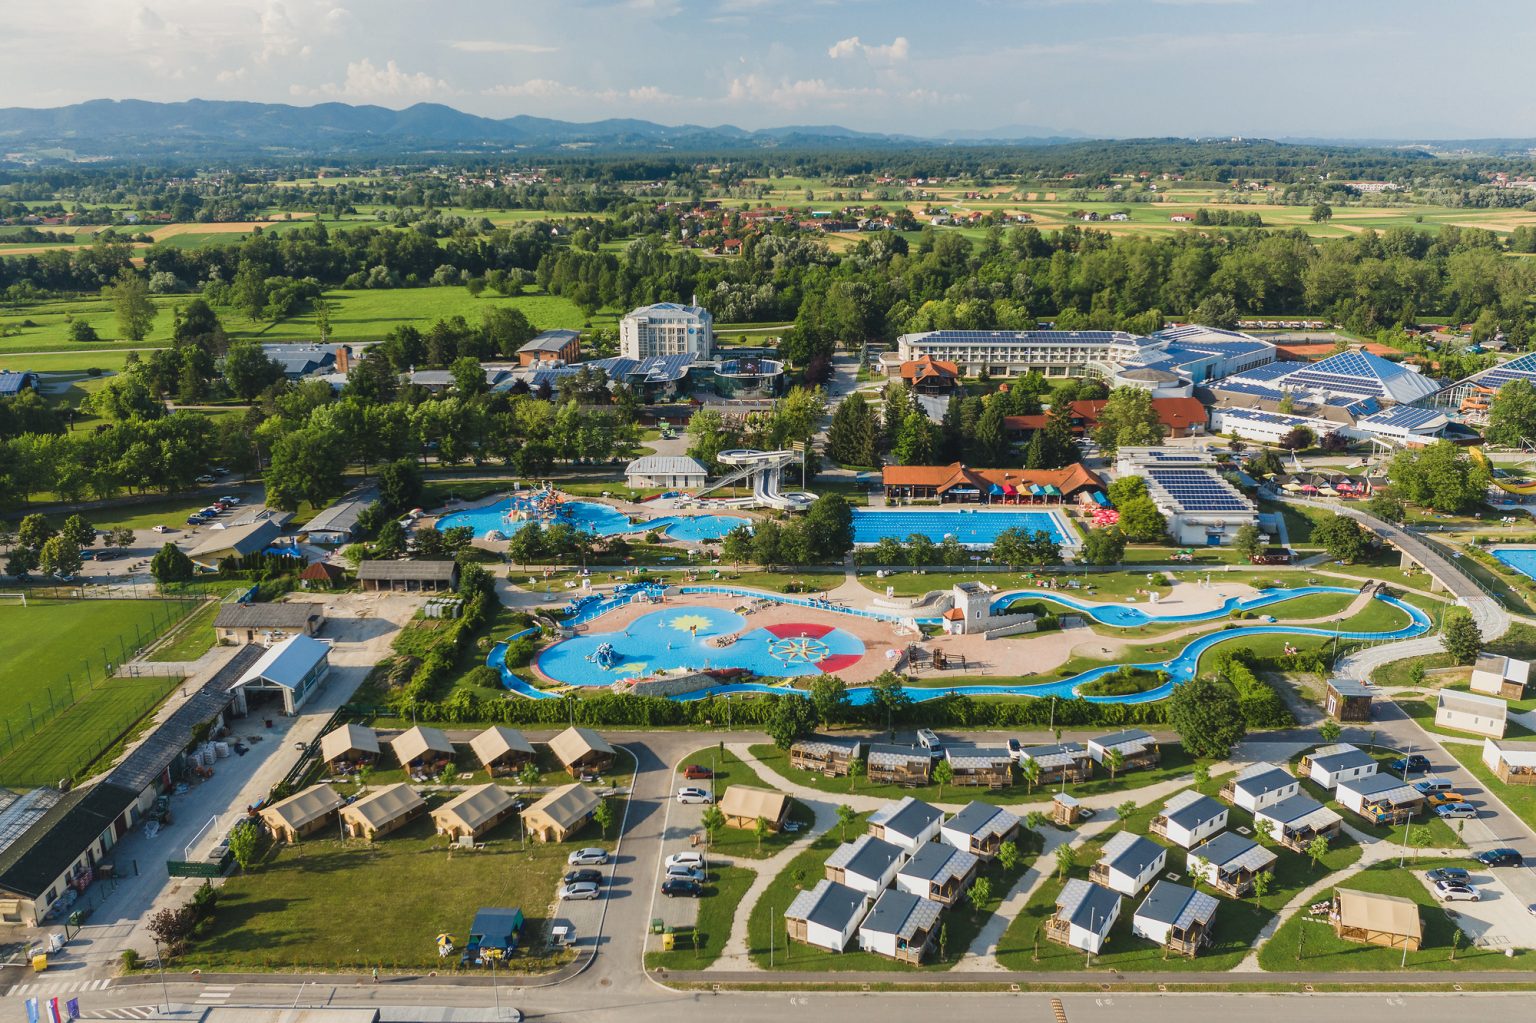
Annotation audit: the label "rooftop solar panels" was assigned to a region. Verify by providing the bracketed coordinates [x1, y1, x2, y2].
[1228, 361, 1299, 383]
[1145, 468, 1252, 513]
[1213, 380, 1290, 402]
[1216, 407, 1317, 428]
[1358, 405, 1448, 431]
[902, 329, 1146, 346]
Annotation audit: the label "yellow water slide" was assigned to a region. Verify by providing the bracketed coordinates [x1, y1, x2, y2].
[1469, 446, 1536, 495]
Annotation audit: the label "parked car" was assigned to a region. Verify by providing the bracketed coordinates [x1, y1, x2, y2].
[185, 517, 204, 526]
[95, 550, 123, 561]
[560, 881, 601, 901]
[683, 764, 713, 780]
[152, 525, 174, 534]
[563, 868, 602, 885]
[212, 467, 230, 476]
[1435, 803, 1478, 820]
[1413, 777, 1455, 795]
[665, 863, 703, 881]
[195, 474, 216, 484]
[661, 878, 703, 899]
[676, 787, 712, 804]
[1434, 880, 1480, 902]
[220, 495, 241, 504]
[1477, 848, 1524, 868]
[666, 851, 705, 871]
[567, 847, 608, 866]
[1426, 791, 1468, 808]
[1387, 754, 1432, 774]
[1425, 867, 1471, 884]
[1007, 738, 1023, 762]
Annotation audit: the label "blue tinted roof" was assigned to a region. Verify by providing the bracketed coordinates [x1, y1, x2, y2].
[1146, 468, 1251, 512]
[1358, 405, 1447, 431]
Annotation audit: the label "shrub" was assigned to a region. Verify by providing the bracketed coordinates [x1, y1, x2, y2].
[120, 949, 140, 973]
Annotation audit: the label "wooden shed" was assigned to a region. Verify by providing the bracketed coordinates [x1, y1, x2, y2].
[1324, 678, 1374, 722]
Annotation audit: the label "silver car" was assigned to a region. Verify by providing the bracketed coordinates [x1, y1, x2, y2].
[560, 880, 601, 901]
[567, 847, 608, 866]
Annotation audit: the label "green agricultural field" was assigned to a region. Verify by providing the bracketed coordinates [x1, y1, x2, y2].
[180, 807, 594, 974]
[0, 286, 615, 354]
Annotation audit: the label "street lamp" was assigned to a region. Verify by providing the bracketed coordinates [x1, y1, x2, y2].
[151, 938, 171, 1013]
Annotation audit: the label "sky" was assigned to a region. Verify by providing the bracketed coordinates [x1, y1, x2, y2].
[2, 0, 1532, 139]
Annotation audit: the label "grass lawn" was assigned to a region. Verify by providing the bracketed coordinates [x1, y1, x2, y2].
[680, 746, 813, 859]
[179, 807, 598, 974]
[856, 570, 1174, 601]
[147, 599, 220, 661]
[0, 597, 193, 782]
[1443, 742, 1536, 833]
[0, 672, 181, 787]
[1372, 654, 1458, 687]
[994, 799, 1363, 972]
[644, 864, 755, 970]
[1392, 691, 1535, 739]
[1256, 858, 1536, 972]
[23, 487, 262, 532]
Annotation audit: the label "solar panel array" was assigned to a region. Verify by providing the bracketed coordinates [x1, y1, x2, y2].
[1228, 361, 1300, 383]
[1217, 407, 1316, 428]
[1358, 404, 1446, 431]
[1146, 468, 1251, 512]
[1470, 352, 1536, 390]
[911, 329, 1141, 345]
[1213, 380, 1290, 402]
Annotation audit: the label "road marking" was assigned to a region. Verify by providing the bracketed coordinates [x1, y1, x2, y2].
[1052, 997, 1069, 1023]
[196, 986, 236, 1004]
[5, 979, 113, 997]
[89, 1007, 159, 1020]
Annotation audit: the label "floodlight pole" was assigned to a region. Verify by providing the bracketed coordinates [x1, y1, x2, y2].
[152, 938, 171, 1013]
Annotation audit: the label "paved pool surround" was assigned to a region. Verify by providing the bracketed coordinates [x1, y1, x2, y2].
[490, 583, 1431, 703]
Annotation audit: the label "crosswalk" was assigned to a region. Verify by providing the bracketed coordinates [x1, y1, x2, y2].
[89, 1007, 159, 1020]
[196, 985, 237, 1005]
[3, 978, 113, 998]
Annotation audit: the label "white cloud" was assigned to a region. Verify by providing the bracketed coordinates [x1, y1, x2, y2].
[217, 66, 249, 82]
[449, 40, 558, 54]
[725, 74, 883, 108]
[481, 79, 676, 104]
[131, 6, 167, 33]
[315, 58, 453, 100]
[827, 35, 909, 62]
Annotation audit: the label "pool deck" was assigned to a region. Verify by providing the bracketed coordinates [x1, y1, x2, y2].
[526, 577, 1294, 689]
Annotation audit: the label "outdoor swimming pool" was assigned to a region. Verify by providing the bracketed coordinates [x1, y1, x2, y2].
[851, 508, 1071, 547]
[492, 584, 1432, 704]
[535, 605, 866, 686]
[1491, 548, 1536, 583]
[436, 498, 749, 543]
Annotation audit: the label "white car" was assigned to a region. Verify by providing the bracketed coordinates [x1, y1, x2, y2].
[560, 881, 601, 901]
[195, 474, 215, 484]
[666, 851, 705, 870]
[220, 495, 241, 505]
[567, 847, 608, 866]
[1434, 879, 1481, 902]
[676, 787, 712, 804]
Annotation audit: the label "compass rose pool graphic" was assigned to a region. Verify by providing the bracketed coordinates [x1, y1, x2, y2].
[535, 606, 865, 685]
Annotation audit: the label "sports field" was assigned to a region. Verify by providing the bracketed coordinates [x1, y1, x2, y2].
[0, 597, 192, 784]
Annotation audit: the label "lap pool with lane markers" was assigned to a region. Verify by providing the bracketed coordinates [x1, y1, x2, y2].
[851, 508, 1071, 546]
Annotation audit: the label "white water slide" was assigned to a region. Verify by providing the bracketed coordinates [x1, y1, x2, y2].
[699, 449, 817, 511]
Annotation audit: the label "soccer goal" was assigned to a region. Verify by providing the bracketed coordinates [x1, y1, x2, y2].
[0, 592, 27, 607]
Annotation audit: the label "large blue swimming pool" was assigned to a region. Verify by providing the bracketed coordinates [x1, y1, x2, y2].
[436, 498, 749, 542]
[852, 509, 1069, 547]
[1492, 548, 1536, 583]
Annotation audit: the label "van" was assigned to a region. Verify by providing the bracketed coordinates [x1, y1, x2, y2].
[916, 729, 944, 753]
[1413, 776, 1454, 795]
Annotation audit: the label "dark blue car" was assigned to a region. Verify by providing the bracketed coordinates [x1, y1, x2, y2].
[1387, 754, 1432, 774]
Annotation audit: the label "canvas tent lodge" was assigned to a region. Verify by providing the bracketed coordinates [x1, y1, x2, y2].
[522, 782, 600, 843]
[470, 726, 537, 777]
[319, 723, 380, 773]
[339, 783, 426, 839]
[432, 783, 521, 841]
[1332, 888, 1422, 950]
[261, 784, 346, 843]
[389, 726, 455, 778]
[719, 785, 790, 831]
[548, 727, 616, 778]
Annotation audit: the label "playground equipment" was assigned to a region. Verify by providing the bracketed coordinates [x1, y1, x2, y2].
[1469, 447, 1536, 496]
[698, 449, 816, 511]
[588, 642, 621, 669]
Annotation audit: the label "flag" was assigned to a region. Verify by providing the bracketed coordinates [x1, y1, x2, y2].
[24, 998, 39, 1023]
[64, 1000, 79, 1022]
[47, 998, 60, 1023]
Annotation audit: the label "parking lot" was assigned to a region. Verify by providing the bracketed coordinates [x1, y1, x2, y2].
[552, 849, 612, 953]
[1416, 867, 1536, 952]
[647, 775, 716, 936]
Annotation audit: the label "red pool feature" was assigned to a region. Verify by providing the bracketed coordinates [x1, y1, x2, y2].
[765, 622, 861, 672]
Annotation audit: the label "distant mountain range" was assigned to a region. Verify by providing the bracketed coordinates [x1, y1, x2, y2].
[0, 98, 1086, 161]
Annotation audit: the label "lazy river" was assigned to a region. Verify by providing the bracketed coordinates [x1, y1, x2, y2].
[487, 584, 1432, 703]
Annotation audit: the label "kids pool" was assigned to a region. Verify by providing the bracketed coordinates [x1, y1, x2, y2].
[436, 498, 749, 543]
[1491, 548, 1536, 583]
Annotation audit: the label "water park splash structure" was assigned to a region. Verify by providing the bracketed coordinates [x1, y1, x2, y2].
[488, 582, 1432, 704]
